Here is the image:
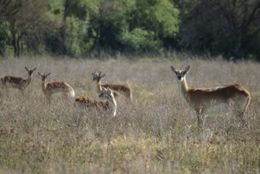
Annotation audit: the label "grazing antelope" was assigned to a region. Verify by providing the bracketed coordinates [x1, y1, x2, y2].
[38, 72, 75, 103]
[75, 88, 117, 117]
[0, 66, 37, 93]
[170, 65, 251, 128]
[92, 71, 132, 101]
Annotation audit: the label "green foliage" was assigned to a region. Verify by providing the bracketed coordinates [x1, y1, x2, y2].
[0, 0, 259, 58]
[44, 0, 101, 55]
[0, 0, 179, 56]
[129, 0, 179, 39]
[121, 28, 161, 51]
[65, 16, 90, 56]
[87, 0, 135, 50]
[87, 0, 179, 52]
[0, 22, 9, 56]
[150, 0, 180, 37]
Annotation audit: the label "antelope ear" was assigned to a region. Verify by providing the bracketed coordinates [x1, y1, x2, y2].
[101, 73, 106, 78]
[100, 88, 106, 93]
[32, 67, 37, 71]
[170, 66, 176, 72]
[46, 72, 51, 77]
[184, 65, 190, 73]
[25, 66, 29, 71]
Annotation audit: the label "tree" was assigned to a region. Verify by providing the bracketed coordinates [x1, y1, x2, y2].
[0, 0, 20, 19]
[0, 0, 21, 56]
[87, 0, 134, 52]
[127, 0, 179, 50]
[46, 0, 98, 55]
[0, 22, 9, 56]
[217, 0, 260, 57]
[89, 0, 179, 52]
[0, 0, 47, 57]
[179, 0, 260, 58]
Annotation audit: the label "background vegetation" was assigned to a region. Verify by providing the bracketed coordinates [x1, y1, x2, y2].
[0, 0, 259, 60]
[0, 55, 259, 173]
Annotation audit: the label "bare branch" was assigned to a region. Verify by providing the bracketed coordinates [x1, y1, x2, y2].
[242, 2, 260, 30]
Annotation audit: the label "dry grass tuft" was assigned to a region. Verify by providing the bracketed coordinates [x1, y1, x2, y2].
[0, 56, 259, 173]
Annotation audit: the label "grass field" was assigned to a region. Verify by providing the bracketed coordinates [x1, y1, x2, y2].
[0, 55, 259, 173]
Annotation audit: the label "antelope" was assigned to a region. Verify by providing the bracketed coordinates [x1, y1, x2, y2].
[38, 72, 75, 103]
[75, 88, 117, 117]
[0, 66, 37, 93]
[92, 71, 132, 101]
[170, 65, 251, 128]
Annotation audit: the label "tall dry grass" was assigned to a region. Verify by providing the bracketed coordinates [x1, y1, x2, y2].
[0, 55, 259, 173]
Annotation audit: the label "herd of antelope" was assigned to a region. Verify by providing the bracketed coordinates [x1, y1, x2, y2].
[0, 65, 251, 128]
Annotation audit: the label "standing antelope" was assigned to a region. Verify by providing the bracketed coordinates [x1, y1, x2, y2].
[92, 71, 132, 101]
[75, 88, 117, 117]
[170, 65, 251, 128]
[0, 66, 37, 93]
[38, 72, 75, 103]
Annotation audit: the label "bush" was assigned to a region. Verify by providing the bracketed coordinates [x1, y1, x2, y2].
[121, 28, 161, 52]
[0, 22, 9, 56]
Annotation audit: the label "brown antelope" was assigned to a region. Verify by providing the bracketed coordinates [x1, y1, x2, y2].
[75, 88, 117, 117]
[38, 72, 75, 103]
[0, 66, 37, 93]
[92, 71, 132, 101]
[170, 65, 251, 128]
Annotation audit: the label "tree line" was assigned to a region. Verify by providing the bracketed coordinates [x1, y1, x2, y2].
[0, 0, 259, 60]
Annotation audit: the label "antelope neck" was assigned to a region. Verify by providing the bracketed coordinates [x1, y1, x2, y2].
[107, 94, 117, 117]
[41, 80, 47, 91]
[23, 75, 31, 88]
[180, 77, 189, 100]
[97, 79, 102, 92]
[26, 75, 31, 83]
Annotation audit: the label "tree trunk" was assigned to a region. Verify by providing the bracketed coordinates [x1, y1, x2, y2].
[11, 29, 20, 57]
[59, 25, 66, 54]
[59, 0, 70, 54]
[0, 48, 5, 57]
[232, 33, 244, 58]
